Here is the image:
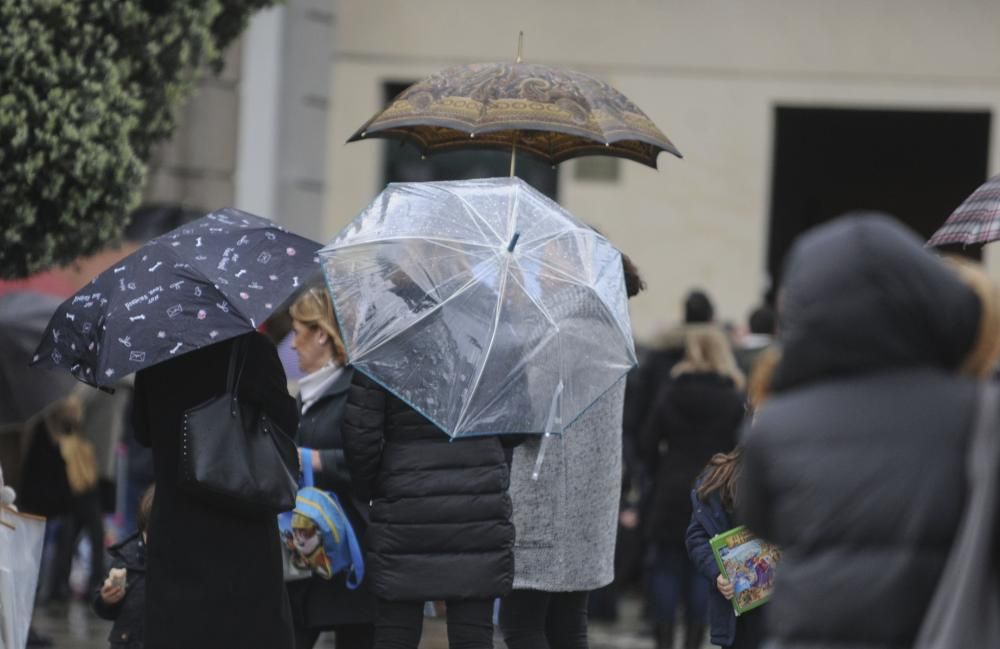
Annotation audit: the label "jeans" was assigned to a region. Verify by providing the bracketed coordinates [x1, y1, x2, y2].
[375, 599, 494, 649]
[646, 544, 709, 626]
[51, 491, 105, 598]
[500, 589, 590, 649]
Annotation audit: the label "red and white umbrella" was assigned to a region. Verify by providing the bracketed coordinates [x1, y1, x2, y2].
[928, 174, 1000, 247]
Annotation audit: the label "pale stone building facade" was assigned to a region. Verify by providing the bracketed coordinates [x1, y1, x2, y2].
[152, 0, 1000, 343]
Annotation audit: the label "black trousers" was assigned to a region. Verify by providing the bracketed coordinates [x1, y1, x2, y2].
[293, 623, 374, 649]
[51, 491, 104, 598]
[499, 589, 589, 649]
[374, 599, 494, 649]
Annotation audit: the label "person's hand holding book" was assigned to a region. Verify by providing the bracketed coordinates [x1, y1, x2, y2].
[716, 574, 735, 600]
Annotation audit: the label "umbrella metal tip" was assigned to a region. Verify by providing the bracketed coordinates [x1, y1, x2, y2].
[361, 131, 367, 137]
[470, 132, 476, 138]
[507, 232, 521, 253]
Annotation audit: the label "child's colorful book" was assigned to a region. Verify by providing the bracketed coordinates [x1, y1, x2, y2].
[709, 525, 780, 615]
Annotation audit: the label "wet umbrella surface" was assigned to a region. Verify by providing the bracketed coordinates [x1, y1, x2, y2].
[321, 177, 636, 438]
[32, 209, 321, 387]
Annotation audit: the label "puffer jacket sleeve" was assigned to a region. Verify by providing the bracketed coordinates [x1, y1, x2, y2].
[686, 490, 721, 581]
[342, 371, 386, 502]
[315, 448, 351, 490]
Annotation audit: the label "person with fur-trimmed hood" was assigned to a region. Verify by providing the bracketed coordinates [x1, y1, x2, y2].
[740, 214, 1000, 649]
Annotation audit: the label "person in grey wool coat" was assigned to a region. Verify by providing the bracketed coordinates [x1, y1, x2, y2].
[499, 253, 645, 649]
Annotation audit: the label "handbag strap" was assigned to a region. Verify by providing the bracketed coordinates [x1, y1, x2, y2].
[300, 448, 315, 488]
[227, 336, 249, 416]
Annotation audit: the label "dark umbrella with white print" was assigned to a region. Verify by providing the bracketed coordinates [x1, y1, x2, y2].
[31, 208, 321, 388]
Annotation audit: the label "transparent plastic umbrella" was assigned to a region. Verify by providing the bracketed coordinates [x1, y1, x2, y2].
[320, 177, 636, 440]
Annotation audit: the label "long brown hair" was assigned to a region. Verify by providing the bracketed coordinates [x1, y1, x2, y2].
[696, 447, 743, 511]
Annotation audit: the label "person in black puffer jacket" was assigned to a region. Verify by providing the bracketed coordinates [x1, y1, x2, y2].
[740, 213, 1000, 649]
[342, 371, 514, 649]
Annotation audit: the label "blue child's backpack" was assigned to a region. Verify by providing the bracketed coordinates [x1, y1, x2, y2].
[278, 449, 365, 589]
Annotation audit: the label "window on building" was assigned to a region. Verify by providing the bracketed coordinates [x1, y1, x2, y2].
[768, 106, 990, 295]
[380, 82, 559, 200]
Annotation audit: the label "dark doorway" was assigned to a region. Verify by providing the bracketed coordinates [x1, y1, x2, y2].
[768, 106, 991, 295]
[380, 82, 559, 200]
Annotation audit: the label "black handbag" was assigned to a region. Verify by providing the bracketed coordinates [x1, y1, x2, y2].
[179, 336, 299, 515]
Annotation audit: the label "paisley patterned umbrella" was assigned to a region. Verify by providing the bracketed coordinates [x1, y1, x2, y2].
[348, 62, 681, 169]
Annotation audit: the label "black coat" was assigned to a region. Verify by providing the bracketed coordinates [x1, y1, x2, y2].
[93, 532, 146, 649]
[133, 332, 298, 649]
[640, 372, 744, 546]
[342, 371, 514, 602]
[740, 214, 982, 649]
[286, 366, 377, 629]
[17, 418, 74, 517]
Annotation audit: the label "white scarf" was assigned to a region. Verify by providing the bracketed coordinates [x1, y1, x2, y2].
[299, 362, 343, 414]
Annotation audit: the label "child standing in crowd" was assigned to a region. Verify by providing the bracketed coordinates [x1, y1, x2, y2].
[93, 486, 154, 649]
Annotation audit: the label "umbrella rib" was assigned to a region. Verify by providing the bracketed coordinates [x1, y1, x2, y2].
[506, 269, 558, 327]
[351, 262, 496, 360]
[326, 235, 497, 253]
[455, 327, 562, 433]
[453, 254, 513, 432]
[529, 264, 635, 360]
[445, 187, 505, 244]
[519, 226, 596, 253]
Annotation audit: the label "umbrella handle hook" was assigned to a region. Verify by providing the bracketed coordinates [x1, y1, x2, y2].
[531, 380, 563, 481]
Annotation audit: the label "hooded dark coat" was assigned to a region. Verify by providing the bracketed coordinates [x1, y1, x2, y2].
[342, 371, 514, 602]
[740, 214, 982, 649]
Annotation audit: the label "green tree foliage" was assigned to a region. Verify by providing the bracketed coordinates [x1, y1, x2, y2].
[0, 0, 277, 278]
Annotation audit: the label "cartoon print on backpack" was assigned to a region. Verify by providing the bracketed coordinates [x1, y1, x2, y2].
[282, 512, 334, 580]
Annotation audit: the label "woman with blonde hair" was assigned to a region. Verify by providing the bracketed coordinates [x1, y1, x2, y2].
[19, 395, 105, 602]
[286, 285, 376, 649]
[640, 325, 747, 649]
